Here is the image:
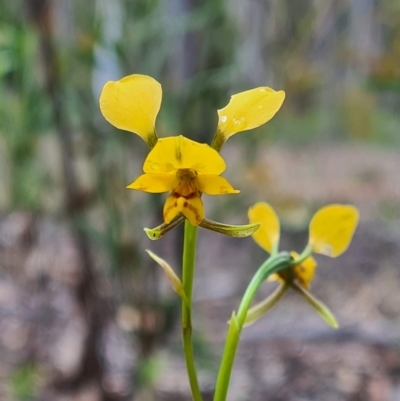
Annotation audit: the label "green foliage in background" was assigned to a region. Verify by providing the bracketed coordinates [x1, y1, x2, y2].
[10, 364, 39, 401]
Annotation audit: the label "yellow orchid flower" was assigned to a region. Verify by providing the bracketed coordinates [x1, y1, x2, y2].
[99, 74, 285, 227]
[248, 202, 359, 288]
[247, 202, 359, 328]
[127, 135, 239, 226]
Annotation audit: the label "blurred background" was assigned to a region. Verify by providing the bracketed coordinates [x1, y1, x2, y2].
[1, 0, 400, 400]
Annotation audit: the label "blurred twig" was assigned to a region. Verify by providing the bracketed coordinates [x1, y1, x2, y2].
[26, 1, 115, 400]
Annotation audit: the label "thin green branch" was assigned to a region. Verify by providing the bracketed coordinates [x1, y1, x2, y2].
[182, 220, 203, 401]
[214, 252, 291, 401]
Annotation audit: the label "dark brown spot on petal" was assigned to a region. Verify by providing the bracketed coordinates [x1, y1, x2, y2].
[185, 192, 199, 200]
[182, 201, 201, 223]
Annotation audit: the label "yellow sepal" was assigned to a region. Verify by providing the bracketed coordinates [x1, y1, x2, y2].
[144, 136, 226, 174]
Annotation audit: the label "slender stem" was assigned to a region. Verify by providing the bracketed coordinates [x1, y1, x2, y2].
[290, 244, 313, 266]
[210, 129, 225, 152]
[271, 240, 280, 255]
[214, 252, 291, 401]
[236, 254, 290, 326]
[181, 220, 203, 401]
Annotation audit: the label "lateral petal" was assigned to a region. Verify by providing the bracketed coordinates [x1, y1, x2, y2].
[309, 204, 359, 258]
[212, 87, 285, 151]
[99, 74, 161, 147]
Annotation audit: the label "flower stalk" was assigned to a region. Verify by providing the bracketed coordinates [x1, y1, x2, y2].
[181, 220, 203, 401]
[214, 252, 292, 401]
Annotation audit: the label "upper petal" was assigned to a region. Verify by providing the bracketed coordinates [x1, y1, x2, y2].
[127, 173, 177, 193]
[99, 74, 161, 147]
[144, 136, 226, 174]
[248, 202, 280, 254]
[195, 175, 240, 195]
[212, 87, 285, 150]
[308, 204, 359, 258]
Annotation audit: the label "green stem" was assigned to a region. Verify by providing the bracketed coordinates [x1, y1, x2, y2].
[214, 252, 291, 401]
[210, 129, 225, 152]
[182, 220, 203, 401]
[290, 244, 313, 266]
